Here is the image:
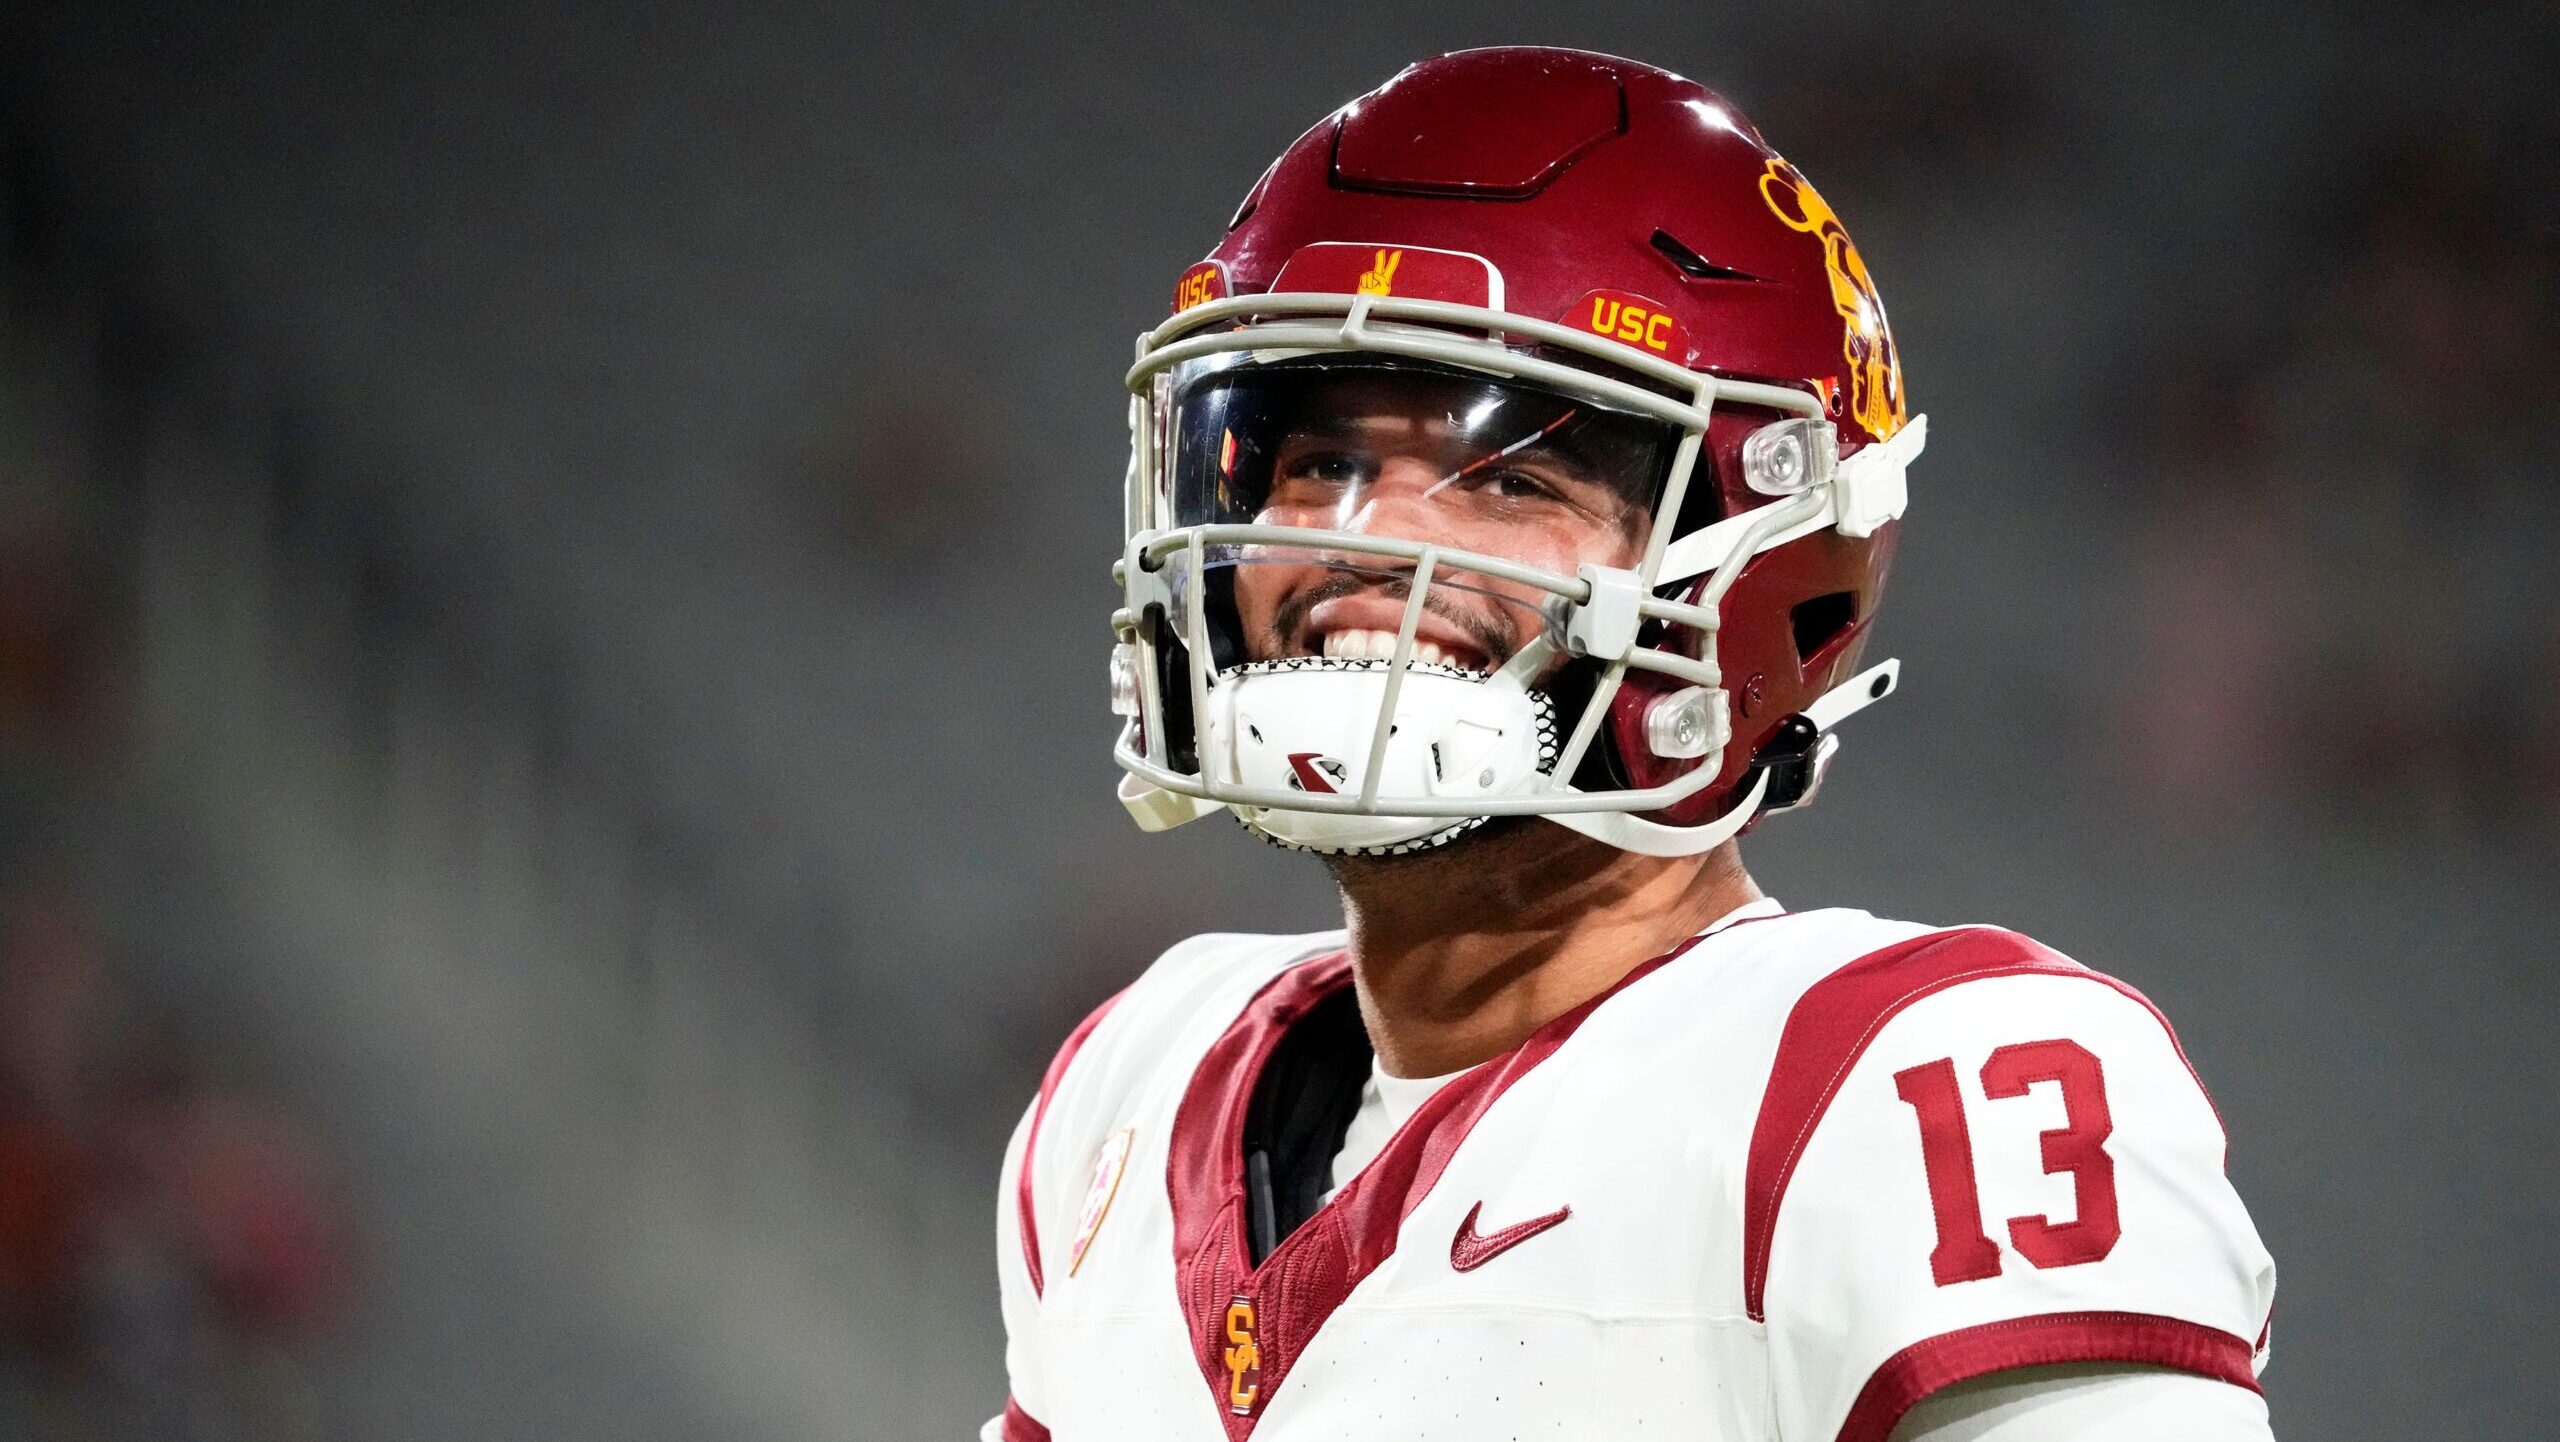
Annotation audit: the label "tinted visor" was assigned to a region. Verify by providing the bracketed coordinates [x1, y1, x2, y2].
[1154, 360, 1680, 679]
[1168, 361, 1677, 544]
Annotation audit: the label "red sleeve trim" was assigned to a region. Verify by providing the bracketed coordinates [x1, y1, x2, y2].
[1743, 927, 2218, 1321]
[999, 1396, 1052, 1442]
[1017, 987, 1129, 1298]
[1835, 1310, 2261, 1442]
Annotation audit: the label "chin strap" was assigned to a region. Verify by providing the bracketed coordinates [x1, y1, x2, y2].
[1120, 658, 1904, 849]
[1118, 658, 1903, 848]
[1806, 656, 1900, 731]
[1537, 658, 1902, 856]
[1542, 768, 1774, 856]
[1119, 771, 1220, 832]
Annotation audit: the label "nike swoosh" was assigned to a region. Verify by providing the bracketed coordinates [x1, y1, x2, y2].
[1449, 1199, 1572, 1272]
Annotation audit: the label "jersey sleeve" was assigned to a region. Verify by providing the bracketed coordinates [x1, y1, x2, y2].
[1750, 930, 2277, 1442]
[1892, 1366, 2274, 1442]
[988, 1099, 1051, 1440]
[986, 984, 1133, 1442]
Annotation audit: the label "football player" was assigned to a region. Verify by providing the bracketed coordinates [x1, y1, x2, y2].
[991, 47, 2276, 1442]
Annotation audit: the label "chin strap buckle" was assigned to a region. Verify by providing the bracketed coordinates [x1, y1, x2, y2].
[1746, 715, 1836, 814]
[1749, 658, 1901, 814]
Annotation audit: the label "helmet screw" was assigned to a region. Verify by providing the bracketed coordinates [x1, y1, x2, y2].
[1644, 686, 1725, 760]
[1109, 643, 1142, 717]
[1742, 417, 1836, 497]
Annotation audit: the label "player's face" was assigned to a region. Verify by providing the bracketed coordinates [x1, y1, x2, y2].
[1229, 378, 1655, 674]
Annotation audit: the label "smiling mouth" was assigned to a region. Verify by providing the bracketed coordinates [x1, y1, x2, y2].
[1263, 567, 1518, 675]
[1310, 626, 1492, 672]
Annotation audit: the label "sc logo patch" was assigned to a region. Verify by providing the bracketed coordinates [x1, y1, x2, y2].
[1223, 1294, 1262, 1413]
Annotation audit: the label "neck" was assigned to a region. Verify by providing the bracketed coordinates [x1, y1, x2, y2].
[1326, 822, 1760, 1079]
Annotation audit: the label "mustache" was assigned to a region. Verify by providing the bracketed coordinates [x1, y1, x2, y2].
[1263, 563, 1522, 667]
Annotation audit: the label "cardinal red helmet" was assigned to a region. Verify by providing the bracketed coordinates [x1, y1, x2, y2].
[1111, 47, 1923, 855]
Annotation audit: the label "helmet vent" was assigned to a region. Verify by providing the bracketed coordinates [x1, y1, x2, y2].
[1790, 591, 1858, 665]
[1650, 228, 1766, 283]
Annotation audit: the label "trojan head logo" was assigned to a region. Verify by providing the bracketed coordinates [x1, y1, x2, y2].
[1355, 248, 1403, 296]
[1223, 1295, 1262, 1414]
[1758, 158, 1906, 440]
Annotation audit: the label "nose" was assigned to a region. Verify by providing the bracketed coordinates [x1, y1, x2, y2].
[1328, 457, 1457, 543]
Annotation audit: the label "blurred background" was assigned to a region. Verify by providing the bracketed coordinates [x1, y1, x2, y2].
[0, 1, 2552, 1437]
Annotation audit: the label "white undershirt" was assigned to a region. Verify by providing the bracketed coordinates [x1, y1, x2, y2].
[1324, 898, 1785, 1200]
[1323, 1057, 1462, 1200]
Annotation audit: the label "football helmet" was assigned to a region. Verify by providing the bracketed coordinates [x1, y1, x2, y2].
[1111, 47, 1924, 856]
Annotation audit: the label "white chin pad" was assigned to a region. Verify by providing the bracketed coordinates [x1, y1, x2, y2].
[1205, 658, 1557, 855]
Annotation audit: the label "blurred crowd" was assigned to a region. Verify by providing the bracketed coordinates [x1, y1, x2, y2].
[0, 6, 2549, 1438]
[2124, 137, 2560, 832]
[2, 280, 353, 1438]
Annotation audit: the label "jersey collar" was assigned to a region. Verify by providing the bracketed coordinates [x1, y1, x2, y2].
[1164, 910, 1776, 1435]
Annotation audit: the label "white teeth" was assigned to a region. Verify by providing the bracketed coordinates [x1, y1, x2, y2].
[1319, 629, 1459, 667]
[1321, 628, 1390, 660]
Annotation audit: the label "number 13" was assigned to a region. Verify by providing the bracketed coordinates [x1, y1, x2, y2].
[1893, 1039, 2121, 1286]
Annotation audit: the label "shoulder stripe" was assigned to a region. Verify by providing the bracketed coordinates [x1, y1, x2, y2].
[1742, 927, 2212, 1321]
[998, 1396, 1052, 1442]
[1835, 1310, 2260, 1442]
[1018, 987, 1129, 1298]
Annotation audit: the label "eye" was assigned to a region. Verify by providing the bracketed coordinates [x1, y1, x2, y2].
[1481, 469, 1557, 501]
[1262, 448, 1376, 514]
[1279, 449, 1369, 486]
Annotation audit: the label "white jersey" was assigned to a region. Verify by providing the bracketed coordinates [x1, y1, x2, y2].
[990, 902, 2276, 1442]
